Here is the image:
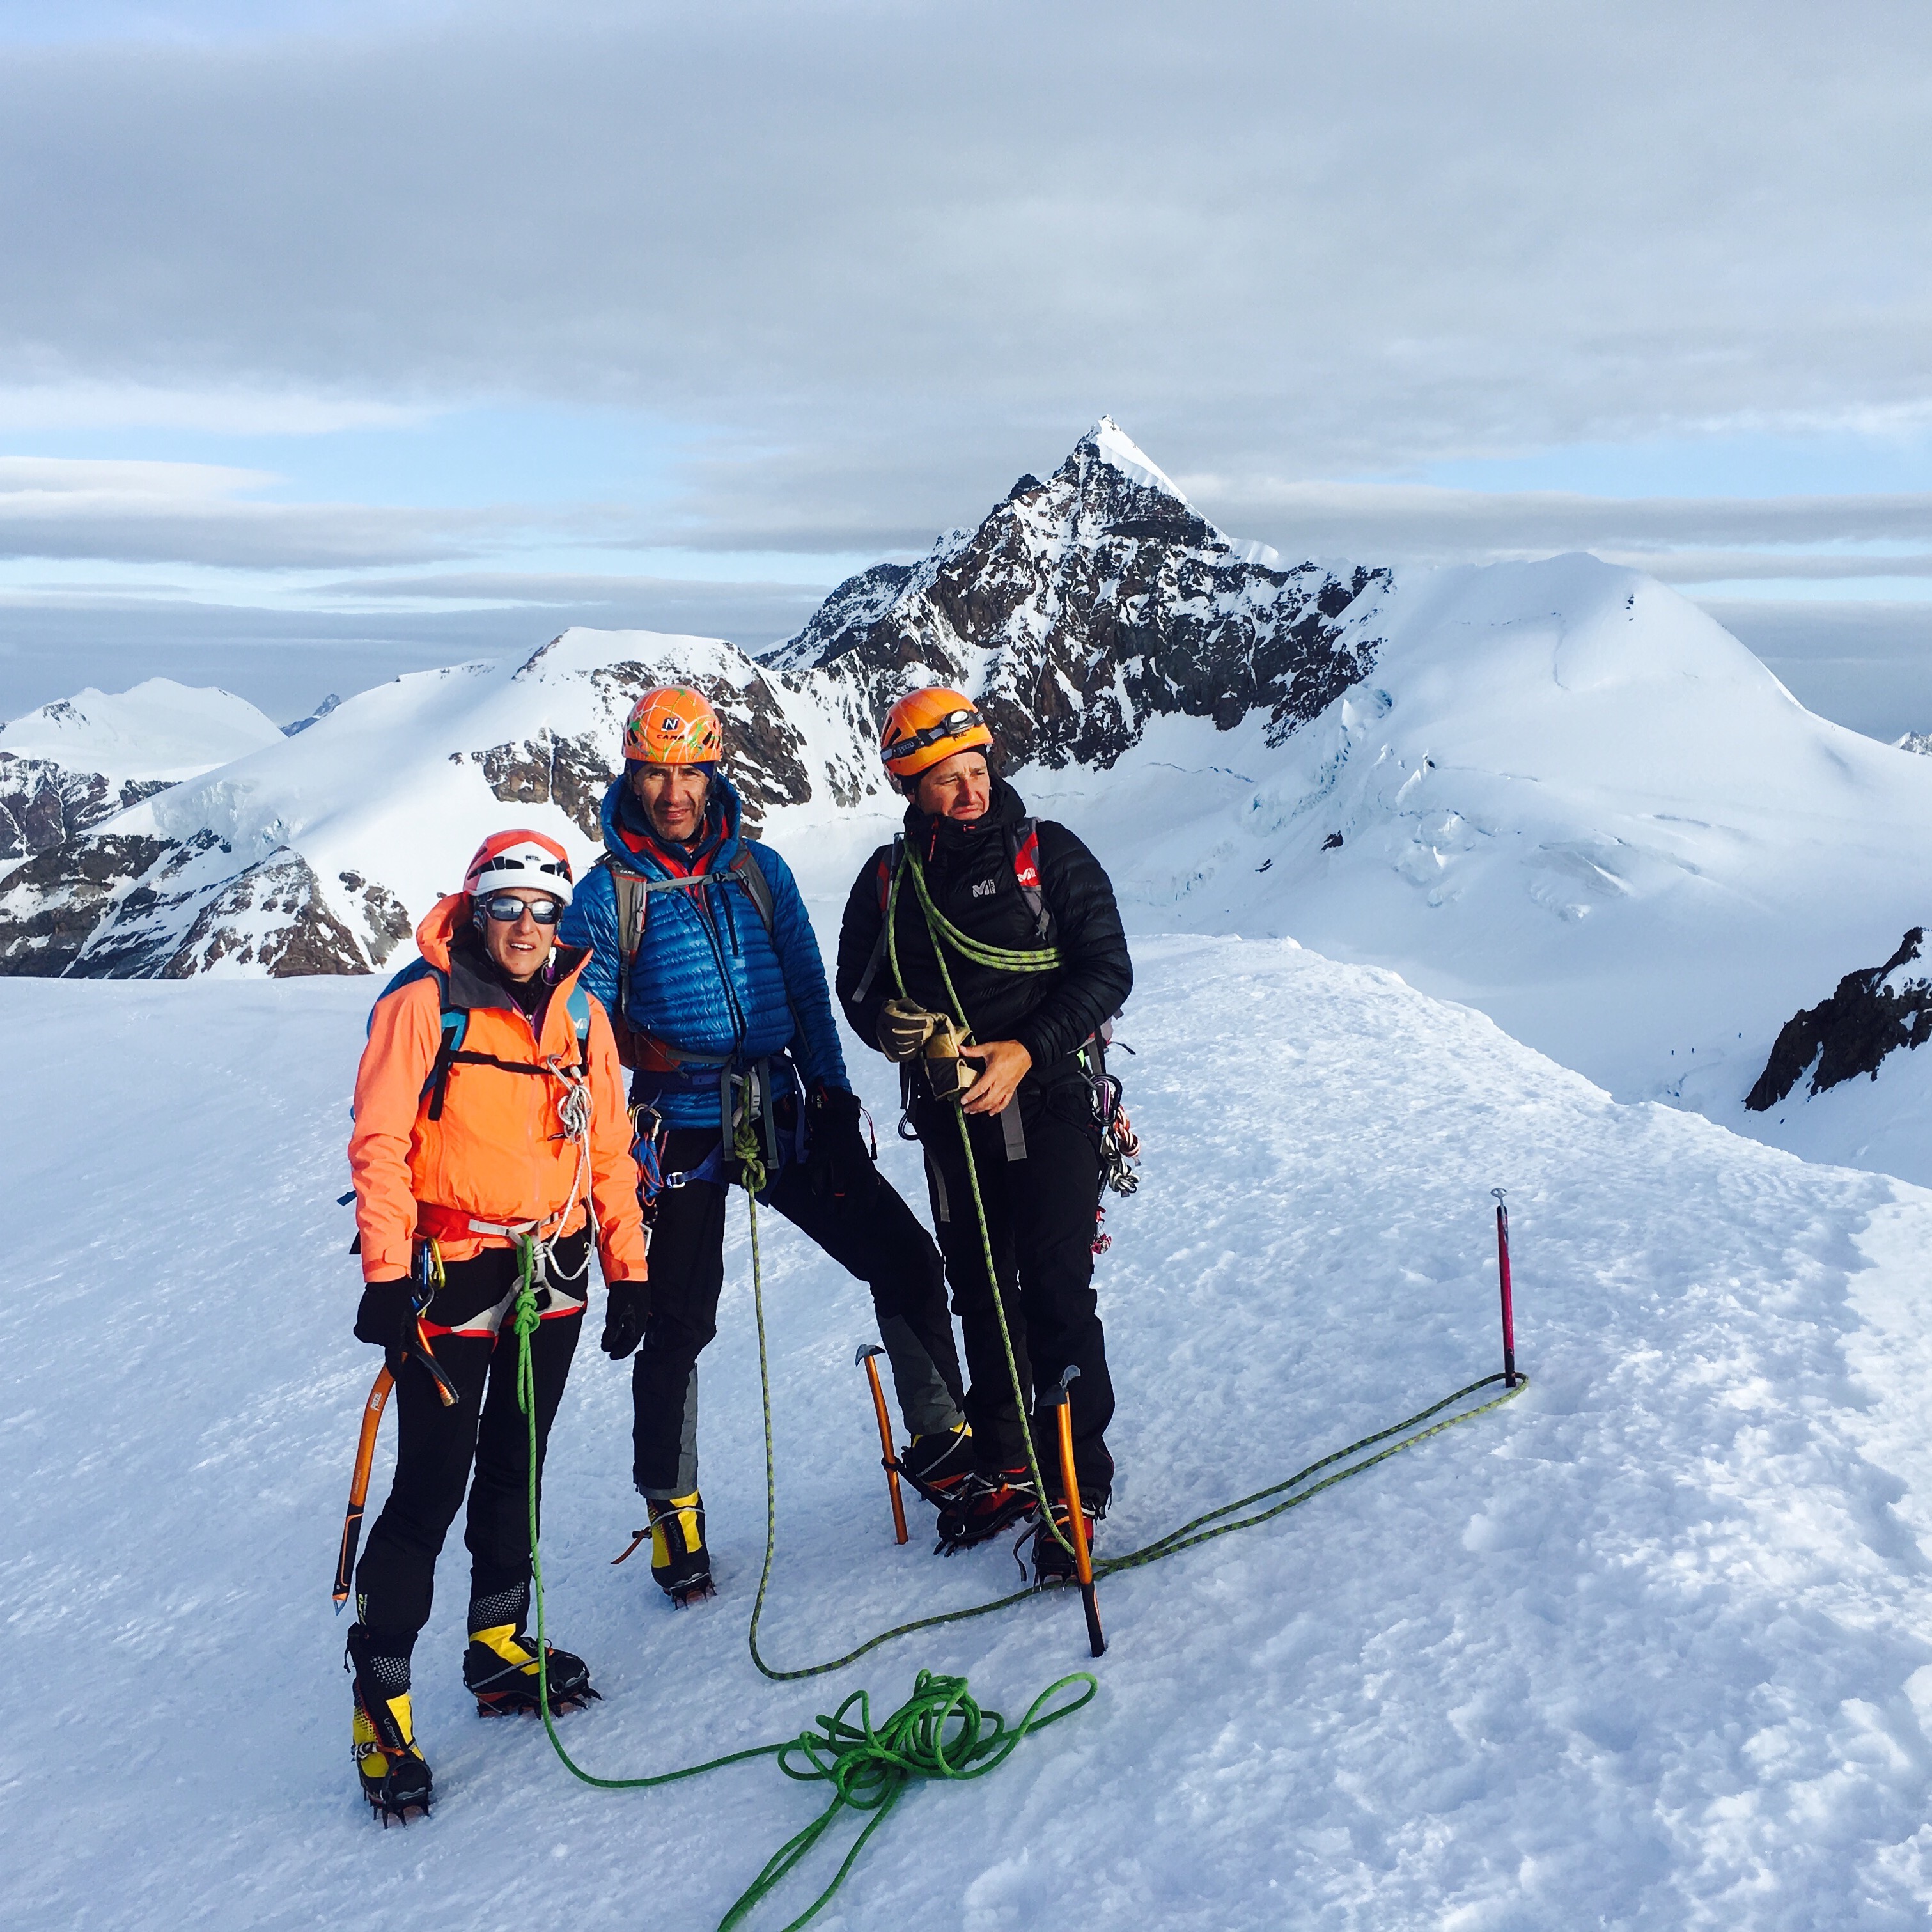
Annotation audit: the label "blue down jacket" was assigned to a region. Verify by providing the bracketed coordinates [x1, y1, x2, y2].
[558, 772, 850, 1129]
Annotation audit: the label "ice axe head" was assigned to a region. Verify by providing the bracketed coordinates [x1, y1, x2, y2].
[855, 1343, 885, 1367]
[1045, 1362, 1081, 1406]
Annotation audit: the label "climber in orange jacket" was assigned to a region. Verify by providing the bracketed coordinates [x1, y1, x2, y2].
[341, 829, 646, 1823]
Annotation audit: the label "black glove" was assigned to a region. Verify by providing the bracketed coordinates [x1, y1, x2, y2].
[806, 1083, 874, 1201]
[602, 1278, 651, 1360]
[354, 1279, 415, 1351]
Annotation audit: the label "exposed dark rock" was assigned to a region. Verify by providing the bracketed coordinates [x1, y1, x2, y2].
[767, 419, 1388, 770]
[0, 756, 175, 861]
[1745, 928, 1932, 1111]
[361, 882, 412, 965]
[159, 850, 369, 978]
[476, 729, 617, 840]
[0, 833, 175, 975]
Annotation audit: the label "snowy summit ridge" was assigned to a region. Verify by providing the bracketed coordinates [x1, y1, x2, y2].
[766, 416, 1382, 768]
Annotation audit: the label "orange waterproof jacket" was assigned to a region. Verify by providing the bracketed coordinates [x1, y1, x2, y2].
[350, 894, 648, 1286]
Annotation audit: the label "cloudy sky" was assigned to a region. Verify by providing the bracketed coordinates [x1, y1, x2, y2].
[3, 0, 1931, 733]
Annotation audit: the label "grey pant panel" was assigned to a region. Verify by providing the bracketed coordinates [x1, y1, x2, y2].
[878, 1313, 965, 1438]
[637, 1367, 700, 1502]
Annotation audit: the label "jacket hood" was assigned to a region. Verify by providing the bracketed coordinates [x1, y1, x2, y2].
[598, 768, 747, 876]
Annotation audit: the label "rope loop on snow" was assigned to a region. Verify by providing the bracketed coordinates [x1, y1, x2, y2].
[717, 1671, 1096, 1932]
[513, 1231, 1093, 1932]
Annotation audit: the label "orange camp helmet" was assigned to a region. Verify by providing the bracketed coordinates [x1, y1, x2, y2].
[623, 685, 724, 765]
[880, 687, 992, 786]
[462, 829, 575, 906]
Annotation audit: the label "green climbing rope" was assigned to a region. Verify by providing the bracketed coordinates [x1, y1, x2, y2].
[511, 1231, 1095, 1932]
[884, 846, 1080, 1564]
[899, 839, 1063, 974]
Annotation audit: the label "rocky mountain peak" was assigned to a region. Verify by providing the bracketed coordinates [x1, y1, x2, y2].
[765, 418, 1389, 768]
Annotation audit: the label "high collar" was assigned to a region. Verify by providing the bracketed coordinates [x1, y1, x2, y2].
[903, 773, 1027, 861]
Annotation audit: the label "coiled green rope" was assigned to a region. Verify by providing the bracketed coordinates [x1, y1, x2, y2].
[511, 1232, 1096, 1932]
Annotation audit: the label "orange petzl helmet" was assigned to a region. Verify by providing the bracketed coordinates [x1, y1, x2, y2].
[623, 685, 724, 765]
[462, 829, 575, 906]
[879, 687, 992, 786]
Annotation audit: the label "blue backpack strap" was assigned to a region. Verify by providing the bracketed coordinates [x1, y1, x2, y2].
[566, 983, 591, 1043]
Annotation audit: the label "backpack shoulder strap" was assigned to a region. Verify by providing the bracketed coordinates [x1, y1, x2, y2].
[566, 983, 592, 1047]
[852, 837, 904, 1005]
[729, 841, 777, 933]
[1008, 818, 1054, 943]
[596, 853, 649, 1023]
[414, 966, 466, 1121]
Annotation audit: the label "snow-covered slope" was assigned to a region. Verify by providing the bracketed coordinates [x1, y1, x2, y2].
[1008, 553, 1932, 1180]
[10, 942, 1932, 1928]
[0, 677, 283, 864]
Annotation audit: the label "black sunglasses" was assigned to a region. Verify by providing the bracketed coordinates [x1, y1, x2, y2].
[479, 893, 562, 925]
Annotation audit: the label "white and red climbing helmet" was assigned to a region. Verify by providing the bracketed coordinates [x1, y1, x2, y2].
[462, 829, 575, 907]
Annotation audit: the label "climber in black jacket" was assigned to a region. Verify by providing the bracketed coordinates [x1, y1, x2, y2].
[836, 687, 1133, 1582]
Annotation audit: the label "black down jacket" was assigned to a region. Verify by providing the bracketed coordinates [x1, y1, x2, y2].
[836, 776, 1133, 1072]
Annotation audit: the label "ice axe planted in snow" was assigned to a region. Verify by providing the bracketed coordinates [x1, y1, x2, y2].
[332, 1364, 394, 1612]
[855, 1344, 909, 1545]
[1493, 1188, 1520, 1389]
[1045, 1365, 1107, 1658]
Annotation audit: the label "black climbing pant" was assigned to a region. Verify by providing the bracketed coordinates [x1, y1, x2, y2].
[914, 1063, 1116, 1504]
[355, 1233, 585, 1638]
[630, 1126, 965, 1497]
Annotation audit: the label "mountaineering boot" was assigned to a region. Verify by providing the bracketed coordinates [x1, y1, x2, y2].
[897, 1421, 974, 1507]
[462, 1582, 599, 1716]
[1032, 1495, 1103, 1587]
[933, 1467, 1036, 1554]
[648, 1490, 715, 1606]
[346, 1624, 433, 1825]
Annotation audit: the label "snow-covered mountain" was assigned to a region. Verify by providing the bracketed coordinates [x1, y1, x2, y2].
[767, 415, 1386, 768]
[7, 418, 1932, 1187]
[0, 678, 284, 866]
[0, 632, 873, 979]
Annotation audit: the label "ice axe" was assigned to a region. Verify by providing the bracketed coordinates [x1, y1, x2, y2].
[855, 1344, 909, 1545]
[1045, 1365, 1107, 1657]
[332, 1364, 394, 1612]
[1492, 1188, 1520, 1389]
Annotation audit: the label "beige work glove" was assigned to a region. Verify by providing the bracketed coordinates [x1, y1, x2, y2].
[878, 997, 939, 1063]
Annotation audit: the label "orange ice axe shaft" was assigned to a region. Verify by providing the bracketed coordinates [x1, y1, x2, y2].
[856, 1344, 909, 1545]
[1050, 1366, 1106, 1657]
[333, 1364, 394, 1611]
